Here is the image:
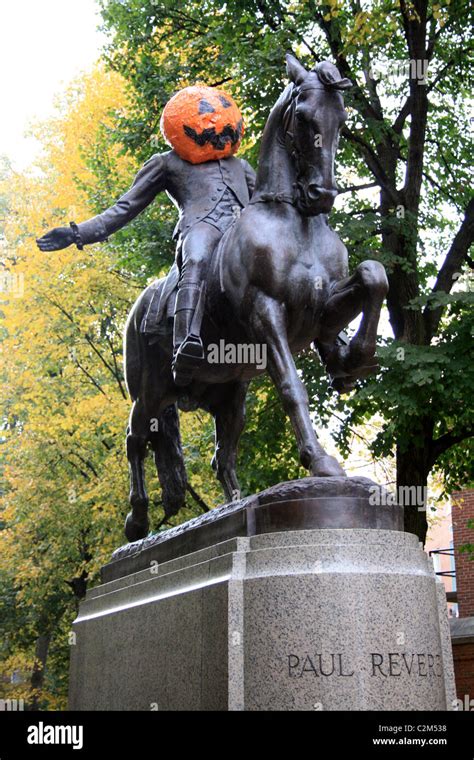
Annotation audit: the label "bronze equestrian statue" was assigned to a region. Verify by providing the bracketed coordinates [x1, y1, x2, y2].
[37, 55, 388, 543]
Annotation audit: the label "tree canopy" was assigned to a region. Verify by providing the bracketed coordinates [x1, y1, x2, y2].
[96, 0, 473, 538]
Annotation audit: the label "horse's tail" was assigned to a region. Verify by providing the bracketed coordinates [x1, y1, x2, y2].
[153, 403, 188, 519]
[124, 279, 167, 400]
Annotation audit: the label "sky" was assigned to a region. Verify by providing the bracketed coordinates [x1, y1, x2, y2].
[0, 0, 105, 170]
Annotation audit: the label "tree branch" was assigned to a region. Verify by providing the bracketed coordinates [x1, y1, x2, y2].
[422, 168, 463, 210]
[341, 127, 400, 205]
[427, 56, 459, 94]
[393, 96, 412, 134]
[424, 197, 474, 340]
[337, 181, 379, 194]
[429, 426, 474, 468]
[74, 358, 108, 398]
[186, 482, 210, 512]
[399, 0, 429, 212]
[45, 296, 127, 399]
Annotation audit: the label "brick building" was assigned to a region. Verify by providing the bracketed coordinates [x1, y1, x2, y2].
[426, 502, 457, 617]
[452, 490, 474, 616]
[450, 489, 474, 707]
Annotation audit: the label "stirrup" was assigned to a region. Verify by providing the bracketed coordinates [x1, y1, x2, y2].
[172, 334, 205, 386]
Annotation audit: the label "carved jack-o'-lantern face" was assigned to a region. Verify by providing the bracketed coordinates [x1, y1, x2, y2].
[160, 85, 244, 164]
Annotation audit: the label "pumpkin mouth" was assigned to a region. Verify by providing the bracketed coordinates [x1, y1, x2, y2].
[160, 85, 245, 164]
[183, 119, 244, 151]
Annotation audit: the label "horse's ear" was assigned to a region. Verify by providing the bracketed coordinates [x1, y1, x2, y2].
[285, 53, 307, 86]
[314, 61, 353, 91]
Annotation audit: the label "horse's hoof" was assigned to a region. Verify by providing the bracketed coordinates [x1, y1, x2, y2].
[173, 369, 194, 387]
[163, 496, 185, 518]
[312, 455, 346, 477]
[331, 361, 379, 394]
[331, 377, 356, 394]
[125, 512, 149, 543]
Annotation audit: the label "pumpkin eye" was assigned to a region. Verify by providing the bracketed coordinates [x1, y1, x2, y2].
[199, 99, 216, 114]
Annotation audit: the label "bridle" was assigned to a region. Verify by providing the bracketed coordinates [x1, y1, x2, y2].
[250, 82, 332, 208]
[249, 73, 350, 208]
[283, 83, 327, 200]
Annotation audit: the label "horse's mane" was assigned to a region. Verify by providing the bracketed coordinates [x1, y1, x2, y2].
[270, 83, 294, 120]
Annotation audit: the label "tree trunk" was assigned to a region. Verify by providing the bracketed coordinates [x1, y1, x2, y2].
[28, 632, 51, 710]
[397, 444, 430, 544]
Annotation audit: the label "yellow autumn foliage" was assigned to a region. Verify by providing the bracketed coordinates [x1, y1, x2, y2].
[0, 63, 221, 709]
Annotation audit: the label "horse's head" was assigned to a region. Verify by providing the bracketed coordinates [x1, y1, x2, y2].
[284, 54, 351, 216]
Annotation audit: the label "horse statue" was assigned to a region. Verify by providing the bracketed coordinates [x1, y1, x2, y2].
[123, 54, 388, 542]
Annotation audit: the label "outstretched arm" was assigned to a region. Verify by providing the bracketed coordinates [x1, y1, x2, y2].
[37, 154, 167, 251]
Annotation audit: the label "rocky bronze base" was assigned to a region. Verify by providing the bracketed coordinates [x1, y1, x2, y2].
[103, 476, 402, 583]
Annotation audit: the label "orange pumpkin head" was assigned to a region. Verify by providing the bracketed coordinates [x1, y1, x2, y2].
[160, 85, 244, 164]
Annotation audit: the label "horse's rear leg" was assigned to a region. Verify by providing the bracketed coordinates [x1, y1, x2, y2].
[316, 260, 388, 389]
[150, 403, 187, 521]
[209, 381, 248, 501]
[250, 293, 344, 478]
[125, 400, 150, 542]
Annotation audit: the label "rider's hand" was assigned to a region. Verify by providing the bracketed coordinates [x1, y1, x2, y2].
[36, 226, 75, 251]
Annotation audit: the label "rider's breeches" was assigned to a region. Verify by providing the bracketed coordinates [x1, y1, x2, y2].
[174, 222, 222, 348]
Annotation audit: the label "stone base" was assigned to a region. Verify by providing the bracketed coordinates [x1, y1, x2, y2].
[69, 528, 456, 711]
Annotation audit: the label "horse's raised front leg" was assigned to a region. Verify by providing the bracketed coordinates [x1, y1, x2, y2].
[315, 260, 388, 392]
[250, 293, 344, 477]
[125, 399, 151, 542]
[209, 381, 248, 501]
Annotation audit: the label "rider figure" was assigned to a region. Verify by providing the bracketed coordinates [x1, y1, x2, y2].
[37, 88, 255, 387]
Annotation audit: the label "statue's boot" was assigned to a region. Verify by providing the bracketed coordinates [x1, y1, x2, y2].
[172, 283, 205, 387]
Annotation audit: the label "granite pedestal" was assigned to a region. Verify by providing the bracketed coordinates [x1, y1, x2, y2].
[69, 478, 456, 711]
